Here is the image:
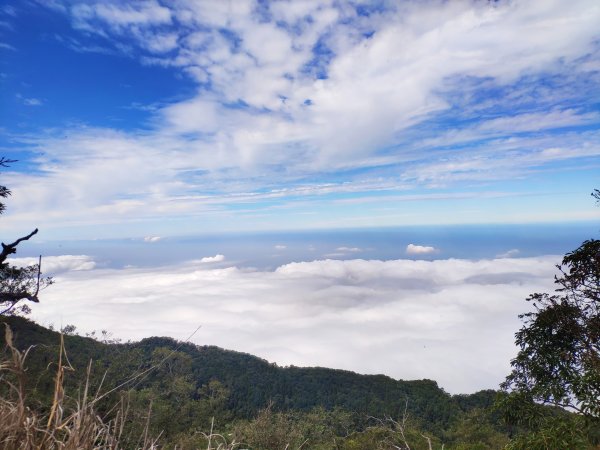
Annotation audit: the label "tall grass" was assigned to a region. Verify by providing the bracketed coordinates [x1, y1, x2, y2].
[0, 324, 161, 449]
[0, 323, 251, 450]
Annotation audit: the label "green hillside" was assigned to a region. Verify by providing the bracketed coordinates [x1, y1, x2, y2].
[1, 315, 475, 420]
[0, 315, 592, 449]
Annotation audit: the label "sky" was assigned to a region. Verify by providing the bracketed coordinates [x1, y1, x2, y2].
[0, 0, 599, 238]
[1, 0, 600, 394]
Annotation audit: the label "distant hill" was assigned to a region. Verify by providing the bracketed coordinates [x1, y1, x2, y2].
[1, 315, 497, 432]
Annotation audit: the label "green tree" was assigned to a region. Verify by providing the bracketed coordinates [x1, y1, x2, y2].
[502, 239, 600, 419]
[446, 408, 509, 449]
[0, 157, 51, 315]
[499, 191, 600, 448]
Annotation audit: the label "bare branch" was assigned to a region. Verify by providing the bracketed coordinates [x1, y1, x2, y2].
[0, 157, 17, 168]
[0, 302, 17, 316]
[34, 255, 42, 298]
[420, 433, 433, 450]
[0, 228, 38, 264]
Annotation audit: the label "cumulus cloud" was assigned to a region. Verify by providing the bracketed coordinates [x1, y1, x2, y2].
[406, 244, 437, 255]
[199, 254, 225, 263]
[30, 254, 560, 393]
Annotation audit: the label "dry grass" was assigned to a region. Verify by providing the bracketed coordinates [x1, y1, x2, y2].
[0, 324, 247, 450]
[0, 324, 160, 450]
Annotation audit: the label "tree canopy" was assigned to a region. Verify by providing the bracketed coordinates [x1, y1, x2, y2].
[502, 238, 600, 418]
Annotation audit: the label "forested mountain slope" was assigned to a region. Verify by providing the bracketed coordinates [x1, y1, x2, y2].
[1, 315, 492, 426]
[3, 315, 593, 449]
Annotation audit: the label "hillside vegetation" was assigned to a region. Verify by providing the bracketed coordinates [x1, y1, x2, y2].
[1, 315, 592, 450]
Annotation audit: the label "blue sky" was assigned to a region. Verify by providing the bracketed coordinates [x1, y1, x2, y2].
[0, 0, 599, 240]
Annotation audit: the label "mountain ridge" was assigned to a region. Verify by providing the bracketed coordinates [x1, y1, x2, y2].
[1, 314, 497, 431]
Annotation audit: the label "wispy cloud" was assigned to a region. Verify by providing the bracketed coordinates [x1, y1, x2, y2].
[3, 0, 599, 236]
[337, 247, 362, 253]
[71, 1, 171, 34]
[1, 5, 17, 17]
[324, 247, 364, 258]
[51, 0, 600, 172]
[53, 33, 124, 56]
[15, 93, 44, 106]
[23, 98, 43, 106]
[496, 249, 520, 259]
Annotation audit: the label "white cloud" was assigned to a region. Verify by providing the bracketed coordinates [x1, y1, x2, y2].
[29, 254, 560, 394]
[4, 0, 599, 237]
[497, 249, 520, 258]
[420, 109, 599, 150]
[143, 33, 178, 53]
[325, 247, 363, 257]
[199, 254, 225, 263]
[72, 1, 171, 29]
[406, 244, 437, 255]
[143, 236, 161, 243]
[12, 255, 96, 274]
[23, 98, 43, 106]
[274, 245, 287, 250]
[337, 247, 362, 253]
[56, 0, 600, 171]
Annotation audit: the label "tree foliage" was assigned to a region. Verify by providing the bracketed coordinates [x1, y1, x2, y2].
[0, 157, 14, 215]
[0, 158, 52, 315]
[502, 239, 600, 419]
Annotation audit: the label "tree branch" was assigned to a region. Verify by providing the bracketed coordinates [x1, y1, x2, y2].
[0, 228, 38, 264]
[0, 157, 17, 168]
[0, 292, 39, 304]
